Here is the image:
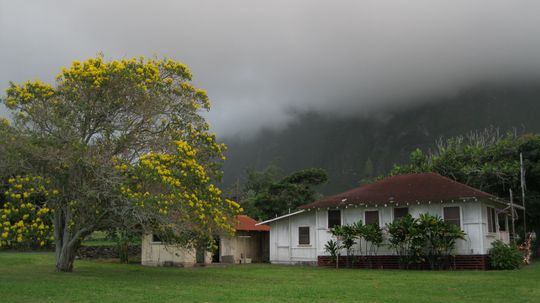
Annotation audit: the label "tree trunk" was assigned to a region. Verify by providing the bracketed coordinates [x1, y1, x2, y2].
[534, 227, 540, 260]
[53, 209, 88, 272]
[118, 241, 129, 264]
[56, 245, 77, 272]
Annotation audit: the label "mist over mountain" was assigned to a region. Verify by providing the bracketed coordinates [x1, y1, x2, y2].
[221, 83, 540, 194]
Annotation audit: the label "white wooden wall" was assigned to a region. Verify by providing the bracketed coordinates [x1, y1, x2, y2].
[268, 200, 509, 264]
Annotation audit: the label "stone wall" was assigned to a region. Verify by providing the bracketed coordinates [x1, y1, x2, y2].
[77, 245, 141, 259]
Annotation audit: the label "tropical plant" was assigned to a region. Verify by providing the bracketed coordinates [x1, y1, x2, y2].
[364, 223, 384, 256]
[330, 225, 357, 268]
[324, 239, 342, 268]
[350, 220, 365, 256]
[417, 214, 465, 270]
[386, 213, 465, 269]
[386, 214, 422, 268]
[489, 240, 523, 270]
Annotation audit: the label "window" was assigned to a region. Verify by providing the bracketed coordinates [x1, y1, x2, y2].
[498, 213, 507, 231]
[152, 234, 162, 243]
[328, 210, 341, 228]
[393, 207, 409, 222]
[365, 210, 379, 226]
[487, 207, 497, 233]
[443, 206, 461, 227]
[298, 227, 310, 245]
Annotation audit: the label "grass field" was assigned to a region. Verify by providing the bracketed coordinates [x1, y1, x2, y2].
[0, 252, 539, 303]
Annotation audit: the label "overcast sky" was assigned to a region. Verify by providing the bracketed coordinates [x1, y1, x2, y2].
[2, 0, 540, 138]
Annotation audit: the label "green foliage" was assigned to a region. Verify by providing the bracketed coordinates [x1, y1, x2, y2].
[417, 214, 466, 269]
[386, 214, 424, 267]
[106, 228, 141, 263]
[0, 176, 54, 249]
[390, 129, 540, 241]
[239, 166, 328, 220]
[363, 223, 384, 256]
[386, 213, 465, 269]
[324, 239, 341, 267]
[330, 225, 357, 256]
[489, 240, 523, 270]
[328, 220, 384, 268]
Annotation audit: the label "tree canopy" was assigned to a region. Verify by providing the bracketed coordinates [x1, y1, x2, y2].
[390, 128, 540, 244]
[0, 56, 241, 271]
[239, 167, 328, 220]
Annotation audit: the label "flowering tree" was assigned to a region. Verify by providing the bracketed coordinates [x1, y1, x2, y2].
[0, 56, 241, 271]
[0, 176, 53, 249]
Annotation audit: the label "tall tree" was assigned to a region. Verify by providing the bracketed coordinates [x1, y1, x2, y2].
[240, 167, 328, 220]
[390, 128, 540, 251]
[0, 56, 241, 271]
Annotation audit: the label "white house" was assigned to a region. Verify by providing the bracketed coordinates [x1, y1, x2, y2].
[257, 173, 513, 269]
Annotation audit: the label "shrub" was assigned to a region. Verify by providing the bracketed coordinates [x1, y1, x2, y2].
[489, 240, 522, 270]
[330, 225, 357, 268]
[324, 239, 341, 268]
[386, 213, 465, 269]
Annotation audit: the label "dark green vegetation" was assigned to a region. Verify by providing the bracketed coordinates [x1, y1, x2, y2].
[489, 240, 523, 270]
[1, 252, 539, 303]
[391, 132, 540, 255]
[386, 214, 465, 269]
[237, 167, 328, 220]
[223, 85, 540, 194]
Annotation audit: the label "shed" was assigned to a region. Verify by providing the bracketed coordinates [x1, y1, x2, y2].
[217, 215, 270, 264]
[141, 215, 270, 267]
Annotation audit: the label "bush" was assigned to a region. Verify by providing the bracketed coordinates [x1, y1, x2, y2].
[489, 240, 522, 270]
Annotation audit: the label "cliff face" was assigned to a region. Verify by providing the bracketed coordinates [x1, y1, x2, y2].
[222, 85, 540, 194]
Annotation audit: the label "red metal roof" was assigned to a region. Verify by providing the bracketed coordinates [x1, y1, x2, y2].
[300, 172, 495, 209]
[236, 215, 270, 231]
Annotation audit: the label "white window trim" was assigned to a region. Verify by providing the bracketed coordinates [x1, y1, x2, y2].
[363, 208, 381, 227]
[442, 205, 463, 231]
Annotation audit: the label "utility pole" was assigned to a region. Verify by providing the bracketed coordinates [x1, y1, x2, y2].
[510, 189, 515, 244]
[520, 153, 527, 233]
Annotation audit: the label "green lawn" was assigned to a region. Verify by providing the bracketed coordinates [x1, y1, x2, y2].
[0, 252, 539, 303]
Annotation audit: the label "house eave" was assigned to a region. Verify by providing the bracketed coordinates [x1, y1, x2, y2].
[255, 210, 306, 226]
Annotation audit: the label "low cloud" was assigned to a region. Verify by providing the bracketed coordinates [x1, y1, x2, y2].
[2, 0, 540, 137]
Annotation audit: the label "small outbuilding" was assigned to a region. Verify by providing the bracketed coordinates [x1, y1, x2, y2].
[217, 215, 270, 264]
[141, 215, 269, 267]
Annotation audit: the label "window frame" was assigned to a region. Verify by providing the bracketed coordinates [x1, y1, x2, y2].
[497, 212, 507, 232]
[364, 209, 380, 227]
[392, 207, 409, 222]
[327, 209, 341, 229]
[298, 226, 310, 245]
[443, 206, 462, 229]
[151, 234, 162, 244]
[487, 206, 498, 233]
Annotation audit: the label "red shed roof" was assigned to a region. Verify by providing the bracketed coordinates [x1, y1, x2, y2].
[236, 215, 270, 231]
[301, 172, 496, 209]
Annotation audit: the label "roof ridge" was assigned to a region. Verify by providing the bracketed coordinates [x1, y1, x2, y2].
[299, 172, 497, 209]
